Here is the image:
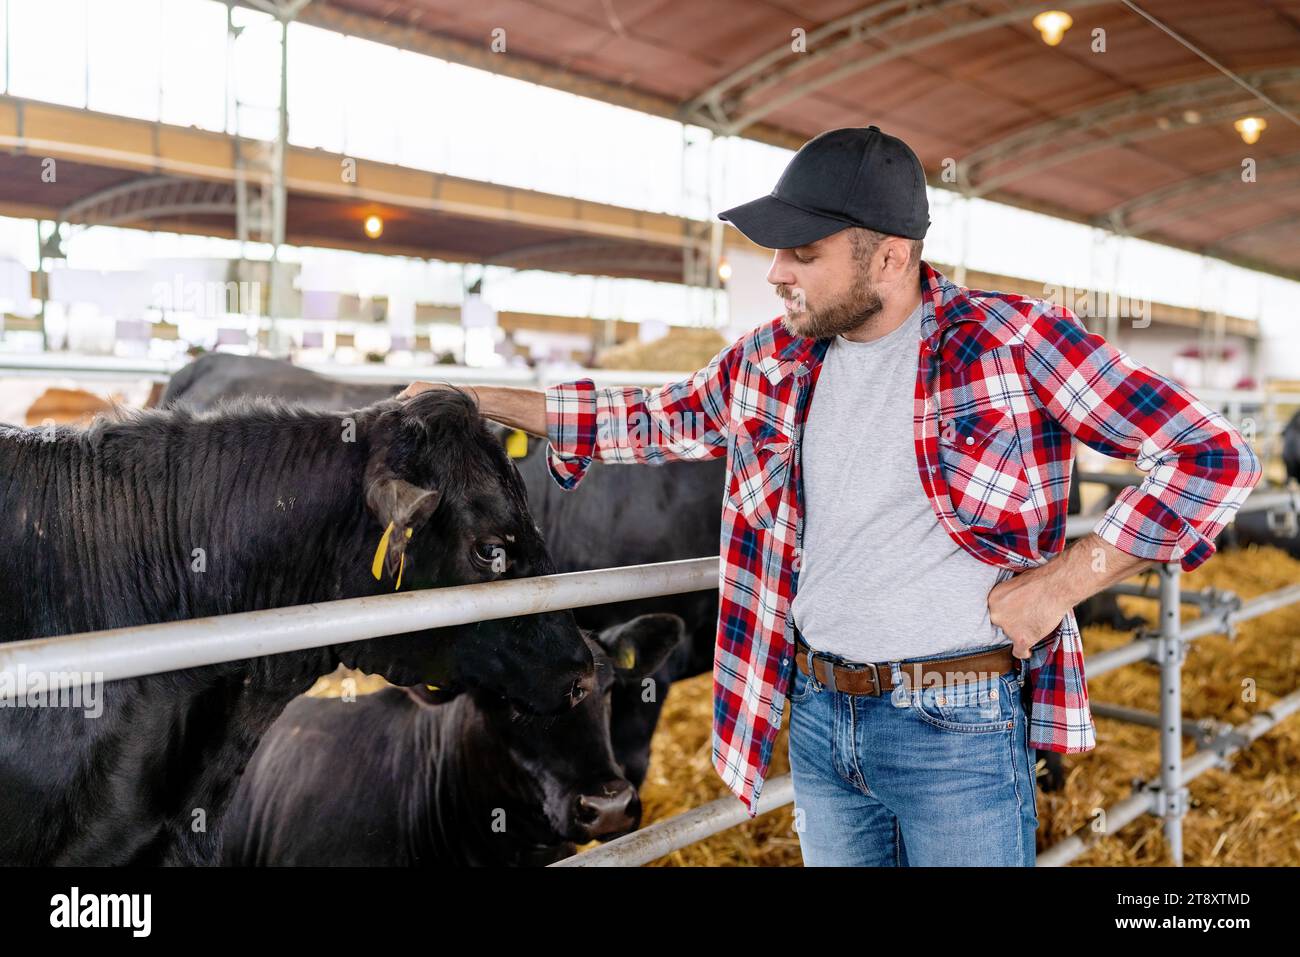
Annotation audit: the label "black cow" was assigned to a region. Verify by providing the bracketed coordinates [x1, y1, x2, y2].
[1220, 502, 1300, 559]
[0, 390, 593, 865]
[222, 613, 685, 866]
[163, 352, 397, 410]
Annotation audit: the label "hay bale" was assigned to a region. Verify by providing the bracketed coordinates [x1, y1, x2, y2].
[595, 327, 729, 373]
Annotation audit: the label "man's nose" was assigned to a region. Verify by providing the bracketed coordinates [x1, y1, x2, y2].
[766, 249, 794, 287]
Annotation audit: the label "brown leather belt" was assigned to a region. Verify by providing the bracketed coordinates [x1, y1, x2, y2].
[793, 629, 1018, 696]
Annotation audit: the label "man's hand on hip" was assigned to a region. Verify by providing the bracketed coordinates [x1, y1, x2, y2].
[987, 572, 1074, 659]
[988, 532, 1154, 659]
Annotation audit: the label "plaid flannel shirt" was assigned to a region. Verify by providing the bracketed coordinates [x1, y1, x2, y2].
[544, 261, 1262, 816]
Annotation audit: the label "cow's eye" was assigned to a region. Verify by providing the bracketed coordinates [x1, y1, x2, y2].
[473, 540, 508, 573]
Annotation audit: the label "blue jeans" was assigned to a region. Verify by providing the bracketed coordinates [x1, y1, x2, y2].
[786, 642, 1039, 866]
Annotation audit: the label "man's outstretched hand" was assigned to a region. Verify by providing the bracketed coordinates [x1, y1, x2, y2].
[395, 381, 463, 401]
[394, 382, 548, 438]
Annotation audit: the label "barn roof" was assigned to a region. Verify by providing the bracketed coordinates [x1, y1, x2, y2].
[292, 0, 1300, 280]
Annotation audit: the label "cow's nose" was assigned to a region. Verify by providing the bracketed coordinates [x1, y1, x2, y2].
[567, 671, 596, 708]
[574, 780, 639, 839]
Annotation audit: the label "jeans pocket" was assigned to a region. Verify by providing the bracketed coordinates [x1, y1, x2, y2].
[908, 671, 1015, 734]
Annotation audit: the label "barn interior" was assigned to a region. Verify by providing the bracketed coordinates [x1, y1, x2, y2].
[0, 0, 1298, 870]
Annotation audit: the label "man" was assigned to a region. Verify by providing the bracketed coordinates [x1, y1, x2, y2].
[398, 127, 1261, 866]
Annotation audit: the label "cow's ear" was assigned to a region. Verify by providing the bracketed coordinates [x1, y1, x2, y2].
[597, 614, 686, 680]
[365, 475, 442, 578]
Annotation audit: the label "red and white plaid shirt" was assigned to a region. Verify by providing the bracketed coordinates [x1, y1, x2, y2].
[544, 262, 1261, 816]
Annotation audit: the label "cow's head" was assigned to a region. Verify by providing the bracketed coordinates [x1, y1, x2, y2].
[411, 613, 685, 847]
[336, 388, 594, 717]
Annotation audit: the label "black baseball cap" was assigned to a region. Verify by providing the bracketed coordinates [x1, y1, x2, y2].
[717, 126, 929, 248]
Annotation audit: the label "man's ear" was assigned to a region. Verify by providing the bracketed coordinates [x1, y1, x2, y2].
[365, 474, 442, 578]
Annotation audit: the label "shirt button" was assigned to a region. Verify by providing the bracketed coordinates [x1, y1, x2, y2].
[936, 695, 946, 705]
[965, 436, 975, 446]
[990, 689, 999, 700]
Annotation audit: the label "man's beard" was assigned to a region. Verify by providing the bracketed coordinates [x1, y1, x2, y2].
[777, 271, 882, 339]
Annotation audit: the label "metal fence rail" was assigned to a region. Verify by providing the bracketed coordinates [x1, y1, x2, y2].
[0, 558, 717, 700]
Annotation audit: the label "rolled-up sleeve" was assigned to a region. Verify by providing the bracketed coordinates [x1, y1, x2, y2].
[1023, 304, 1262, 571]
[543, 338, 743, 490]
[544, 378, 599, 490]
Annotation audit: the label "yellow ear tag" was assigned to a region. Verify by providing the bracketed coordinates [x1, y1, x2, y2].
[373, 524, 415, 587]
[371, 521, 395, 580]
[506, 429, 528, 459]
[394, 527, 413, 591]
[615, 645, 637, 670]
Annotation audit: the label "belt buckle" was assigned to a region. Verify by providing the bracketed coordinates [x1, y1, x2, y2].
[809, 650, 837, 693]
[860, 660, 882, 696]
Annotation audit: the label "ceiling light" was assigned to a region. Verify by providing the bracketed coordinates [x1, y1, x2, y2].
[1233, 117, 1266, 145]
[1032, 11, 1073, 46]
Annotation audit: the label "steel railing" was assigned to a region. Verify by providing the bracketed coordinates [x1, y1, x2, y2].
[0, 559, 717, 701]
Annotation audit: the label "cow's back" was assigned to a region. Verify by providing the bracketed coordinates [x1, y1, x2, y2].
[223, 690, 422, 866]
[163, 353, 397, 413]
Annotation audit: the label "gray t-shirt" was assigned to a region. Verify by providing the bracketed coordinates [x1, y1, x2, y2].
[789, 301, 1008, 663]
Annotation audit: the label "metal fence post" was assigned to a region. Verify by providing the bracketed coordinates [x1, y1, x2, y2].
[1155, 561, 1190, 865]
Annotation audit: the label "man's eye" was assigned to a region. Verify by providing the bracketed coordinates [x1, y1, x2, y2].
[794, 254, 813, 264]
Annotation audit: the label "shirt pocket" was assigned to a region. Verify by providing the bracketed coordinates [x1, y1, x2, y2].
[727, 418, 793, 530]
[937, 404, 1030, 530]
